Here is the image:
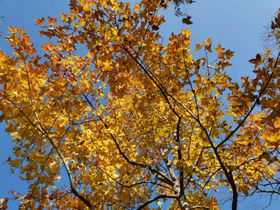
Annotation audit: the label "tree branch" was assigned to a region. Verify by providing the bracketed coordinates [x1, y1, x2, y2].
[216, 51, 280, 149]
[83, 93, 175, 187]
[136, 194, 177, 210]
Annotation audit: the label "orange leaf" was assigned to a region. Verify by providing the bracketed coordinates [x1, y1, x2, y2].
[134, 3, 141, 11]
[204, 38, 212, 46]
[35, 17, 45, 25]
[48, 17, 57, 26]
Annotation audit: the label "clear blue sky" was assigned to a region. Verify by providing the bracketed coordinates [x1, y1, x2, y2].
[0, 0, 279, 209]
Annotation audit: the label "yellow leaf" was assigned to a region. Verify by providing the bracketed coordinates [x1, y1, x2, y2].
[215, 44, 224, 55]
[195, 43, 203, 51]
[204, 38, 212, 45]
[134, 3, 141, 11]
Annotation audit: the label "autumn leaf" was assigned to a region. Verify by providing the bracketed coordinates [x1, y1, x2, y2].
[204, 38, 212, 52]
[35, 17, 45, 25]
[48, 17, 57, 26]
[204, 38, 212, 45]
[195, 43, 203, 51]
[134, 3, 141, 11]
[225, 49, 234, 60]
[0, 1, 279, 210]
[249, 53, 262, 67]
[152, 25, 160, 31]
[182, 16, 193, 25]
[215, 44, 224, 55]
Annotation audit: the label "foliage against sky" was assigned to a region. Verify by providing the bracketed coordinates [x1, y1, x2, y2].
[0, 0, 279, 209]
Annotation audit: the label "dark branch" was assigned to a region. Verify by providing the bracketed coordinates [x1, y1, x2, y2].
[136, 194, 177, 210]
[82, 93, 175, 187]
[216, 51, 280, 149]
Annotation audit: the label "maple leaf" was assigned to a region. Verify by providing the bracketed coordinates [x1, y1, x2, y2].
[195, 43, 203, 51]
[204, 38, 212, 52]
[35, 17, 45, 25]
[182, 16, 193, 25]
[215, 44, 224, 55]
[152, 25, 160, 31]
[48, 17, 57, 26]
[249, 53, 262, 67]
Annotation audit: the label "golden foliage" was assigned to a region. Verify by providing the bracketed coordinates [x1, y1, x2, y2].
[0, 1, 279, 209]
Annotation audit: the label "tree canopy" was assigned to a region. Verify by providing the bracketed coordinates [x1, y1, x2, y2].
[0, 0, 279, 209]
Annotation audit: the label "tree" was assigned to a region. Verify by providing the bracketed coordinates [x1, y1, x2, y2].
[268, 9, 280, 49]
[0, 0, 279, 209]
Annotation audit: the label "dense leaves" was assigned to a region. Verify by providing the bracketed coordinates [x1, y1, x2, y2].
[0, 0, 279, 209]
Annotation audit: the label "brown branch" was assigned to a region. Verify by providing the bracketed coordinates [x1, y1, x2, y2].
[129, 47, 198, 121]
[122, 41, 242, 209]
[120, 47, 190, 192]
[175, 116, 184, 197]
[201, 167, 221, 191]
[82, 93, 175, 187]
[122, 45, 195, 119]
[216, 51, 280, 149]
[185, 98, 239, 210]
[136, 194, 177, 210]
[96, 164, 175, 191]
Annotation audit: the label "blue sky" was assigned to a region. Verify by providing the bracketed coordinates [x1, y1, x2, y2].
[0, 0, 279, 209]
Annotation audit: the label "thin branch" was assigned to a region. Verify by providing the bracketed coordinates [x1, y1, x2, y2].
[216, 51, 280, 149]
[175, 116, 184, 196]
[95, 164, 174, 191]
[122, 41, 241, 210]
[136, 194, 177, 210]
[201, 167, 221, 191]
[83, 93, 175, 187]
[122, 45, 196, 119]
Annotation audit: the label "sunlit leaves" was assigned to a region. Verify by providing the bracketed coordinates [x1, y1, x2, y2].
[0, 0, 279, 209]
